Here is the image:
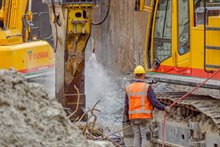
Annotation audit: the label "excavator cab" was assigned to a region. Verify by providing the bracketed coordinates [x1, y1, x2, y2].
[136, 0, 220, 89]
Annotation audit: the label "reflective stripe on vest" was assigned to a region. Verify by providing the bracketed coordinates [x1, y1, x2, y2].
[126, 83, 153, 119]
[127, 83, 151, 114]
[128, 109, 152, 114]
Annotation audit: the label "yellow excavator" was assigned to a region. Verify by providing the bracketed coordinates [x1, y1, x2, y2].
[125, 0, 220, 146]
[136, 0, 220, 88]
[0, 0, 54, 79]
[41, 0, 220, 146]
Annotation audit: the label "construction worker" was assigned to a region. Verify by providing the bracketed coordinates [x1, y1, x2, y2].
[123, 65, 170, 147]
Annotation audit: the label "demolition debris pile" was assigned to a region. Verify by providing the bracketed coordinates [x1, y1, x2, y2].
[0, 70, 112, 147]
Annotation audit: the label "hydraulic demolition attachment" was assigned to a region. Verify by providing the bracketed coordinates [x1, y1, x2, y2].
[42, 0, 98, 118]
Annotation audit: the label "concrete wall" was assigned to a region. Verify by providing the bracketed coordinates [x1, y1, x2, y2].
[92, 0, 148, 74]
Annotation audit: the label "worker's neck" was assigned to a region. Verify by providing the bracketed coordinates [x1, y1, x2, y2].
[135, 76, 145, 81]
[136, 78, 144, 81]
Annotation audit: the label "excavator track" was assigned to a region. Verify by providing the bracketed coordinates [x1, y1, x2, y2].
[144, 92, 220, 147]
[122, 92, 220, 147]
[156, 92, 220, 130]
[123, 91, 220, 147]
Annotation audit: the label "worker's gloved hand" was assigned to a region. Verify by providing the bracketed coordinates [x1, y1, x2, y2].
[164, 106, 171, 113]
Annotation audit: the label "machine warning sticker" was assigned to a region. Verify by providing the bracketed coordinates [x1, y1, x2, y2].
[27, 50, 49, 61]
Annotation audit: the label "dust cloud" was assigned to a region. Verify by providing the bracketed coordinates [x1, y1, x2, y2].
[30, 71, 55, 97]
[85, 53, 124, 133]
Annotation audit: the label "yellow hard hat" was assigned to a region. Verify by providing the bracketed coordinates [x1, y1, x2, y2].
[134, 65, 146, 74]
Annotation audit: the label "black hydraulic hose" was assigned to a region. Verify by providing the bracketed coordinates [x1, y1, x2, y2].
[92, 0, 111, 25]
[51, 0, 61, 27]
[51, 0, 60, 52]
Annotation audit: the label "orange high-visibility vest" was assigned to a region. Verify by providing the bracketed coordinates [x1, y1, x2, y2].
[126, 82, 153, 120]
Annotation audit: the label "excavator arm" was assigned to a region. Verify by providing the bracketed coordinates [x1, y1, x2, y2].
[42, 0, 98, 118]
[0, 0, 29, 45]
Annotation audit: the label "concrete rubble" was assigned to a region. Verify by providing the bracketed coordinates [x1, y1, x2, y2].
[0, 70, 113, 147]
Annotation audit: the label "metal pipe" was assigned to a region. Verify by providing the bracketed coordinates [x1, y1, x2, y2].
[203, 0, 211, 73]
[29, 0, 32, 12]
[2, 0, 5, 7]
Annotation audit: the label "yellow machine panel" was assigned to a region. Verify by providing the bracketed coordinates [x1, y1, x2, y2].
[0, 41, 54, 77]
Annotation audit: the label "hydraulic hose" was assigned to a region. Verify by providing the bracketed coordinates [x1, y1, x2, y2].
[92, 0, 110, 25]
[162, 68, 220, 147]
[51, 0, 59, 52]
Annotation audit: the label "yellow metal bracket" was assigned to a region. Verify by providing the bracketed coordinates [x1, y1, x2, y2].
[143, 6, 152, 13]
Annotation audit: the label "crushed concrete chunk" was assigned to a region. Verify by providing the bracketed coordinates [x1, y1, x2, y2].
[0, 70, 113, 147]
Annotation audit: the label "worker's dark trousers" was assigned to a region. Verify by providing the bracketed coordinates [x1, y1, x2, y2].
[131, 119, 152, 147]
